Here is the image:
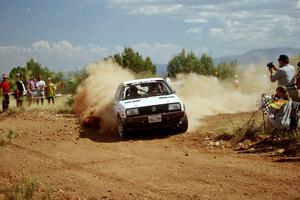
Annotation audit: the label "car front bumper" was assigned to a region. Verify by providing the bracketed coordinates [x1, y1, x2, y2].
[122, 111, 185, 131]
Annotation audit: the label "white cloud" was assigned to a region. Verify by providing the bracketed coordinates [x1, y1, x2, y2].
[209, 27, 223, 38]
[32, 41, 51, 51]
[131, 42, 182, 63]
[296, 0, 300, 9]
[184, 18, 207, 24]
[186, 27, 202, 34]
[0, 41, 183, 72]
[0, 41, 111, 72]
[32, 40, 82, 53]
[129, 4, 183, 15]
[106, 0, 300, 47]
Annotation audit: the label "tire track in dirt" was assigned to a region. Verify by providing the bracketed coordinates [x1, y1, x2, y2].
[1, 111, 300, 199]
[5, 142, 176, 197]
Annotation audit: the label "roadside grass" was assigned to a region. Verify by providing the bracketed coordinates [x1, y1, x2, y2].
[0, 129, 16, 147]
[211, 111, 300, 156]
[231, 112, 264, 143]
[2, 178, 51, 200]
[0, 95, 72, 114]
[221, 111, 300, 143]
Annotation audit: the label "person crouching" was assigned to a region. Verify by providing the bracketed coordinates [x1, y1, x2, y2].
[268, 86, 300, 132]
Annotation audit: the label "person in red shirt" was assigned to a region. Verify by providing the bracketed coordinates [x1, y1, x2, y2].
[0, 74, 10, 112]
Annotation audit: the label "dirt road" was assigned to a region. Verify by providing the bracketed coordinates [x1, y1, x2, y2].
[0, 111, 299, 199]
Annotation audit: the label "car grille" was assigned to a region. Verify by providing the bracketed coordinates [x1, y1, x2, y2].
[138, 104, 170, 115]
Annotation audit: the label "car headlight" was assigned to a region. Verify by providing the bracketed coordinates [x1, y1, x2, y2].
[126, 108, 139, 116]
[168, 103, 181, 111]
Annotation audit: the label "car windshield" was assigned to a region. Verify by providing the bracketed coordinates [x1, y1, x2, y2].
[121, 80, 173, 100]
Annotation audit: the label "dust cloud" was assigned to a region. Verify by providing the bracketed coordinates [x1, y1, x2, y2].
[172, 65, 274, 131]
[73, 60, 134, 133]
[73, 60, 273, 133]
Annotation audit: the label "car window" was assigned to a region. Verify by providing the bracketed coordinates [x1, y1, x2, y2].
[121, 80, 173, 100]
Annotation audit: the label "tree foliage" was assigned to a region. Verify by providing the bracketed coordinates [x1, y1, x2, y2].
[8, 58, 57, 82]
[7, 58, 74, 94]
[110, 47, 156, 74]
[167, 49, 216, 77]
[215, 60, 238, 80]
[167, 49, 237, 79]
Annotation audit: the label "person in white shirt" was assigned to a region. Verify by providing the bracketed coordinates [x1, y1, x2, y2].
[35, 75, 46, 105]
[269, 55, 298, 101]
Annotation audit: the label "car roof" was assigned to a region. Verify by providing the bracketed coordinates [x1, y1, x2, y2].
[122, 77, 165, 85]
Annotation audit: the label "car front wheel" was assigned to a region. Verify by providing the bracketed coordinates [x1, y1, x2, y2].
[175, 113, 188, 134]
[117, 115, 129, 138]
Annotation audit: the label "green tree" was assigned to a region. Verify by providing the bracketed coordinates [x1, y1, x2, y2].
[25, 58, 54, 80]
[9, 66, 27, 82]
[199, 54, 214, 75]
[167, 49, 187, 77]
[167, 49, 216, 77]
[109, 47, 157, 74]
[144, 57, 156, 74]
[216, 60, 238, 80]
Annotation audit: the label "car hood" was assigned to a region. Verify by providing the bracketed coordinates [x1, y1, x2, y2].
[119, 94, 182, 109]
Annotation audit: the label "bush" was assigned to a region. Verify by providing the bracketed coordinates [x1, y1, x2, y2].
[232, 114, 262, 143]
[3, 178, 50, 200]
[0, 129, 16, 146]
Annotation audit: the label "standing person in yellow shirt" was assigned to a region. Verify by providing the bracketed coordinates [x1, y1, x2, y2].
[46, 78, 56, 105]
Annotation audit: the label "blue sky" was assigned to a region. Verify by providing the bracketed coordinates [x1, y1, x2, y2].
[0, 0, 300, 72]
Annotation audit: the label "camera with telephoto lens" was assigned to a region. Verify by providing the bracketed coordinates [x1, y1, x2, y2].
[267, 62, 274, 69]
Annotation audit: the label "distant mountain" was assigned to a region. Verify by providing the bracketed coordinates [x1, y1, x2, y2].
[214, 47, 300, 65]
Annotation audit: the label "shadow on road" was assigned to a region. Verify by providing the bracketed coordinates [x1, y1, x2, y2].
[274, 157, 300, 163]
[79, 127, 178, 143]
[236, 137, 300, 160]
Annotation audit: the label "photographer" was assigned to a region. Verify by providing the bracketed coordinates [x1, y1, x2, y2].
[268, 55, 299, 131]
[269, 55, 298, 101]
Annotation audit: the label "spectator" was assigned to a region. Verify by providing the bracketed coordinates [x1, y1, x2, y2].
[27, 76, 36, 107]
[0, 74, 10, 112]
[269, 55, 299, 130]
[35, 75, 46, 105]
[269, 55, 298, 101]
[45, 78, 56, 105]
[268, 86, 300, 132]
[15, 73, 26, 108]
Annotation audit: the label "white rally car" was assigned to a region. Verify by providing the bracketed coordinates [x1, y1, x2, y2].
[113, 77, 188, 137]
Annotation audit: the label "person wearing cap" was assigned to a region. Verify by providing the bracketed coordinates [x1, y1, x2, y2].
[45, 77, 56, 105]
[0, 74, 11, 112]
[15, 73, 26, 108]
[269, 55, 298, 101]
[269, 55, 299, 131]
